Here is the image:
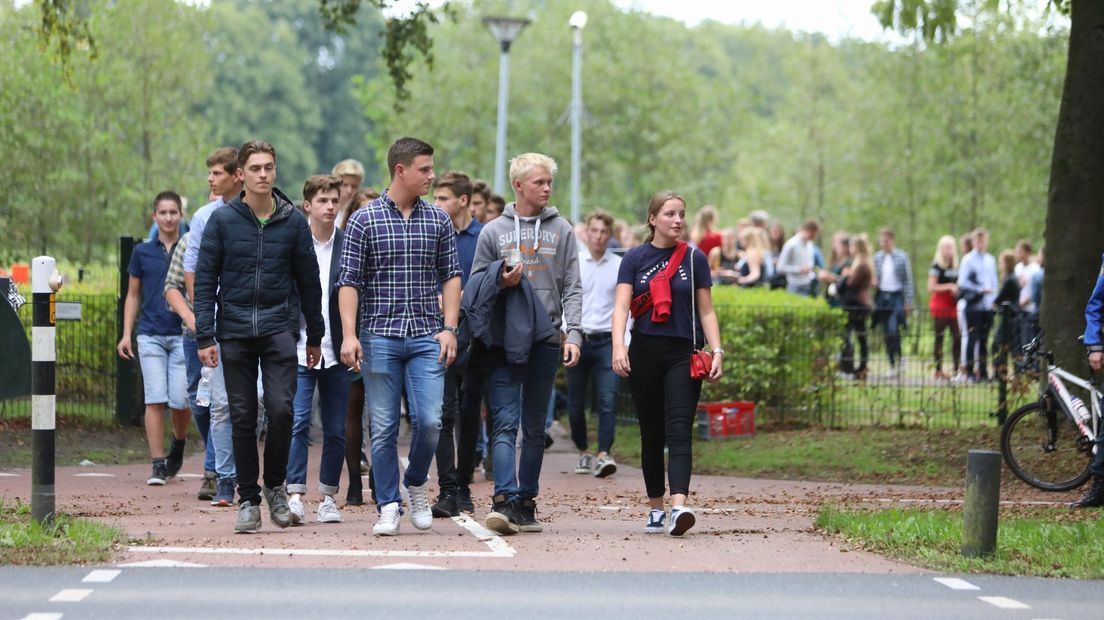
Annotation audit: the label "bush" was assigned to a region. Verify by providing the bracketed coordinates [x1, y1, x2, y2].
[704, 286, 844, 421]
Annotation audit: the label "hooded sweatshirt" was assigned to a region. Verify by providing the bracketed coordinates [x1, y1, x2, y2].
[471, 203, 583, 348]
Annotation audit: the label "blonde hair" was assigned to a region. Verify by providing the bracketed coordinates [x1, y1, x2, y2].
[849, 233, 874, 275]
[331, 159, 365, 179]
[932, 235, 958, 270]
[739, 226, 768, 254]
[691, 205, 718, 244]
[509, 153, 558, 185]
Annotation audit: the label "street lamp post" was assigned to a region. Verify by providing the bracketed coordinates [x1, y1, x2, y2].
[483, 16, 530, 196]
[569, 11, 587, 226]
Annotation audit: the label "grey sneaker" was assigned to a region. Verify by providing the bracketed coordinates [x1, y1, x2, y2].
[575, 454, 593, 474]
[593, 455, 617, 478]
[262, 485, 292, 529]
[234, 502, 262, 533]
[515, 499, 542, 533]
[198, 471, 217, 500]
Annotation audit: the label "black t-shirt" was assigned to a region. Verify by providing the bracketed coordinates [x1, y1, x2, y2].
[929, 262, 958, 285]
[618, 242, 712, 342]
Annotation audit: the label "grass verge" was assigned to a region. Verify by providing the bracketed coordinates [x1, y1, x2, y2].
[816, 505, 1104, 578]
[613, 424, 996, 486]
[0, 501, 124, 565]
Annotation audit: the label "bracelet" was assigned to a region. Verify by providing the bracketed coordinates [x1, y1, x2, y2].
[712, 348, 725, 356]
[440, 325, 459, 336]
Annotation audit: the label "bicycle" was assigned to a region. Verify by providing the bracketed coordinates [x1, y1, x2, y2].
[1000, 334, 1101, 491]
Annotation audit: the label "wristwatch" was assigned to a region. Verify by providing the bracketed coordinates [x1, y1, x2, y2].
[440, 325, 460, 336]
[712, 348, 725, 356]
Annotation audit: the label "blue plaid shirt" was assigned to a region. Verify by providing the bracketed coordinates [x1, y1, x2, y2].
[336, 191, 461, 338]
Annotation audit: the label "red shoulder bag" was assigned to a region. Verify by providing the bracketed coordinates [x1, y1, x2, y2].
[629, 242, 688, 324]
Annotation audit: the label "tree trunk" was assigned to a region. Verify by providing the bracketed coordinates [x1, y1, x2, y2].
[1041, 0, 1104, 369]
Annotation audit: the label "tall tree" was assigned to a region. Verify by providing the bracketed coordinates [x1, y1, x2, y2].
[874, 0, 1103, 369]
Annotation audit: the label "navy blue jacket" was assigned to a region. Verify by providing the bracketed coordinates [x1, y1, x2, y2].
[459, 258, 556, 365]
[194, 188, 324, 349]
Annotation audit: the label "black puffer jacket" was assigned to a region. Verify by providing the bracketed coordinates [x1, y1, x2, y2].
[194, 188, 324, 349]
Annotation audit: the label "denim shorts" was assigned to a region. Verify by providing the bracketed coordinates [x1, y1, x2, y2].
[136, 334, 188, 409]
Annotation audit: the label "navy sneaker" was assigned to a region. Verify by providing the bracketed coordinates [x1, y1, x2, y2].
[644, 509, 666, 534]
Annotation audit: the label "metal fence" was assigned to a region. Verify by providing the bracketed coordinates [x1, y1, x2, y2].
[1, 294, 118, 424]
[1, 294, 1031, 429]
[613, 303, 1034, 429]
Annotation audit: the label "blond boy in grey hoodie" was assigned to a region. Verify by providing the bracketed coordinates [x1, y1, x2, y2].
[469, 153, 582, 535]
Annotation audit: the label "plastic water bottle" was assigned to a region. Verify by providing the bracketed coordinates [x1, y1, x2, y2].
[1071, 395, 1091, 425]
[196, 367, 213, 407]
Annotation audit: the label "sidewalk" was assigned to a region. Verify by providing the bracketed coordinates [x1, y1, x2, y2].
[0, 427, 1052, 573]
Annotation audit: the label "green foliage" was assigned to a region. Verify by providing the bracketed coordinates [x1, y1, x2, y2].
[0, 499, 124, 565]
[817, 505, 1104, 578]
[707, 287, 843, 415]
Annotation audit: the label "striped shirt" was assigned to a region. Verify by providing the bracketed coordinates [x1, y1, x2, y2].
[335, 191, 461, 338]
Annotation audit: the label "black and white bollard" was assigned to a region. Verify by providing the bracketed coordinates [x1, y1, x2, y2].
[31, 256, 61, 525]
[961, 449, 1001, 557]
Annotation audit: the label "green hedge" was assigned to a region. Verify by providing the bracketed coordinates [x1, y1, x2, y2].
[704, 286, 844, 419]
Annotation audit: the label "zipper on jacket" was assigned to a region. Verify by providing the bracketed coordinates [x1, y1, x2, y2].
[253, 221, 263, 338]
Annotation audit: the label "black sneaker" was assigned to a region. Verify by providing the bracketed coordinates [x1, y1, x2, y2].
[484, 494, 519, 535]
[457, 486, 475, 513]
[515, 498, 543, 533]
[165, 438, 186, 478]
[431, 492, 460, 518]
[147, 461, 168, 486]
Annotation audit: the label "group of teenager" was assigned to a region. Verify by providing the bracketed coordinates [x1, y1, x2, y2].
[116, 137, 724, 538]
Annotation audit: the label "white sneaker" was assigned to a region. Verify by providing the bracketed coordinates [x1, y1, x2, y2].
[287, 494, 306, 526]
[669, 506, 697, 537]
[316, 495, 342, 524]
[593, 455, 617, 478]
[405, 483, 433, 530]
[373, 502, 401, 536]
[575, 454, 593, 474]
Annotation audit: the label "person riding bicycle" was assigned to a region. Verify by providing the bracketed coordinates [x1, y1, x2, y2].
[1073, 253, 1104, 508]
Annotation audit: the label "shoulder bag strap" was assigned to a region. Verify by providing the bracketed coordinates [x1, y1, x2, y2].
[691, 247, 697, 352]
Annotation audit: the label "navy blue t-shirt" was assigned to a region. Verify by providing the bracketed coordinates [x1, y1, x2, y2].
[617, 242, 712, 342]
[127, 239, 181, 336]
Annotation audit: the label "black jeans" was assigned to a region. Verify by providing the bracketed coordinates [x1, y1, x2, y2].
[932, 315, 961, 373]
[435, 365, 484, 493]
[220, 332, 297, 506]
[965, 309, 993, 377]
[842, 306, 870, 375]
[626, 334, 701, 498]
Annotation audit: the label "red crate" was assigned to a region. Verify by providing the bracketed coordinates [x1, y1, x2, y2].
[697, 401, 755, 439]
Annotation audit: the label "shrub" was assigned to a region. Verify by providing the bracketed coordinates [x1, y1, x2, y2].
[704, 286, 844, 422]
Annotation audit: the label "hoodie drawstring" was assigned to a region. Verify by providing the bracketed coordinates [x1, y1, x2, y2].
[513, 215, 543, 253]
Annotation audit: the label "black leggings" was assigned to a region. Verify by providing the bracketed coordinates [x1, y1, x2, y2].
[932, 316, 961, 373]
[627, 334, 701, 499]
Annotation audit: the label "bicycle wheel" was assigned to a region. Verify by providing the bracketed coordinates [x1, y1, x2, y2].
[1001, 400, 1093, 492]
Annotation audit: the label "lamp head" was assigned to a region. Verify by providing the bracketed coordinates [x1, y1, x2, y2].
[569, 11, 588, 30]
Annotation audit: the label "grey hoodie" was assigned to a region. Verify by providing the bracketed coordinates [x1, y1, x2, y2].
[471, 203, 583, 348]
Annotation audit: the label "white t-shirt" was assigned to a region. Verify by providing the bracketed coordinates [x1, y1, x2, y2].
[579, 250, 621, 335]
[298, 228, 337, 368]
[879, 253, 901, 292]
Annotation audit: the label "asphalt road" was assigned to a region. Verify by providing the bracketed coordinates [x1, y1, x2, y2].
[6, 567, 1104, 620]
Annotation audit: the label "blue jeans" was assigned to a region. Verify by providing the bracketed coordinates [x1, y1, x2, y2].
[361, 333, 445, 508]
[485, 342, 560, 502]
[287, 364, 351, 496]
[565, 338, 619, 454]
[876, 290, 905, 365]
[183, 335, 234, 479]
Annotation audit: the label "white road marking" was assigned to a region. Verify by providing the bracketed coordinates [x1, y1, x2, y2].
[0, 472, 20, 477]
[48, 589, 93, 603]
[82, 569, 121, 583]
[127, 545, 508, 559]
[451, 513, 517, 557]
[20, 614, 63, 620]
[598, 505, 623, 512]
[73, 473, 115, 478]
[175, 473, 203, 479]
[118, 559, 207, 568]
[933, 577, 980, 591]
[372, 562, 448, 570]
[979, 596, 1031, 610]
